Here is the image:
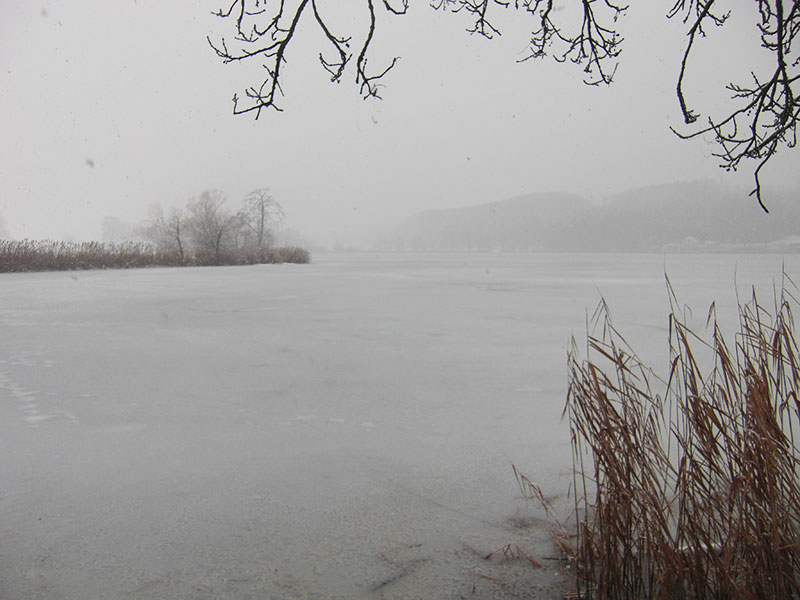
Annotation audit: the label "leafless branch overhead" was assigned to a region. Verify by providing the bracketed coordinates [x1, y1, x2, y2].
[668, 0, 799, 211]
[208, 0, 628, 116]
[209, 1, 799, 209]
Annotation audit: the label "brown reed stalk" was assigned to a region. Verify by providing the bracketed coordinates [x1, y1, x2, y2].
[0, 239, 310, 272]
[565, 275, 800, 599]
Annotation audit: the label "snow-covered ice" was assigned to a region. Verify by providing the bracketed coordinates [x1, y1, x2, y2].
[0, 252, 795, 599]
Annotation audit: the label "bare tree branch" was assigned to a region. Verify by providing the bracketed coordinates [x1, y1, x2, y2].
[382, 0, 409, 16]
[208, 0, 403, 115]
[312, 0, 350, 83]
[208, 1, 799, 209]
[356, 0, 400, 100]
[209, 1, 626, 114]
[669, 0, 799, 211]
[511, 1, 627, 85]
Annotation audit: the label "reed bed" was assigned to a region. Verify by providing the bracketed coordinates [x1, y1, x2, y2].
[0, 240, 310, 272]
[564, 277, 800, 599]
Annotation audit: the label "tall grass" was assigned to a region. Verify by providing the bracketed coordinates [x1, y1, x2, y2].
[564, 277, 800, 599]
[0, 239, 310, 272]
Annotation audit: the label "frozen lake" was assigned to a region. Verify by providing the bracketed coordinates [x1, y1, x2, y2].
[0, 252, 796, 599]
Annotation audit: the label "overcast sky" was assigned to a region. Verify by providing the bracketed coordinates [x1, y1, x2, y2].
[1, 1, 797, 247]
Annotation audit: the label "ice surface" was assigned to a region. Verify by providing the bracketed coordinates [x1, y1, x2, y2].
[0, 252, 796, 599]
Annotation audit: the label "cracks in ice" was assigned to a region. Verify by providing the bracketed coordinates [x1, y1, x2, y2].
[0, 352, 77, 427]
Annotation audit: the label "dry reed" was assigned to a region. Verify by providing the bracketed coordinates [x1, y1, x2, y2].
[0, 239, 310, 272]
[564, 276, 800, 599]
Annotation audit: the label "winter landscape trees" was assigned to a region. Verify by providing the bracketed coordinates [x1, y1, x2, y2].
[144, 204, 187, 261]
[143, 187, 287, 262]
[208, 0, 799, 209]
[185, 190, 233, 261]
[240, 188, 285, 250]
[0, 189, 308, 272]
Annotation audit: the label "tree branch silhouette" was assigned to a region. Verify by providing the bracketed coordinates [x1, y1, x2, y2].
[209, 1, 799, 209]
[668, 0, 799, 211]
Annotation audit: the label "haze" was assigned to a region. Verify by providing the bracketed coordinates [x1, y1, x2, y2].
[3, 4, 800, 597]
[2, 1, 797, 248]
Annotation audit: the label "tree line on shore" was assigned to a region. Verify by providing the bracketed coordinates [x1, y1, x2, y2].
[108, 188, 287, 261]
[0, 189, 311, 272]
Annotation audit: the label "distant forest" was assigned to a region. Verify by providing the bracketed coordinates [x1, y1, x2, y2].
[377, 181, 800, 253]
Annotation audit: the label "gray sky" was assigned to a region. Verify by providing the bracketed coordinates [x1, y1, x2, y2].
[1, 1, 797, 247]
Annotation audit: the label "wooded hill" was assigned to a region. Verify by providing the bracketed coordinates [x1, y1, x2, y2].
[377, 181, 800, 252]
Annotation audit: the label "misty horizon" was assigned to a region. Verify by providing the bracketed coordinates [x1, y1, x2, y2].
[3, 3, 800, 597]
[2, 2, 798, 249]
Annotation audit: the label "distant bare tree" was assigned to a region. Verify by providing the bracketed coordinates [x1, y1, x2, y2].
[208, 0, 799, 210]
[186, 190, 237, 259]
[0, 210, 9, 239]
[143, 204, 169, 245]
[239, 189, 285, 249]
[167, 208, 187, 261]
[143, 204, 187, 260]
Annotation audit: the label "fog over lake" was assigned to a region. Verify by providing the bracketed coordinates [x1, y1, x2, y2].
[1, 2, 797, 246]
[0, 252, 795, 599]
[2, 1, 799, 596]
